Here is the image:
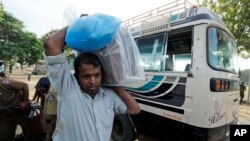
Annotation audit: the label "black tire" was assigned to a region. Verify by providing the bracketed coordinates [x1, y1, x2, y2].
[111, 114, 136, 141]
[15, 133, 24, 141]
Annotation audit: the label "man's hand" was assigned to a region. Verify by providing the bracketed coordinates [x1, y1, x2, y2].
[44, 27, 68, 56]
[19, 101, 29, 110]
[114, 86, 140, 115]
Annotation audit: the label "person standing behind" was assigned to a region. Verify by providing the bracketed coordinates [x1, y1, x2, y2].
[0, 77, 34, 141]
[44, 27, 140, 141]
[32, 77, 51, 106]
[27, 66, 33, 81]
[240, 81, 246, 104]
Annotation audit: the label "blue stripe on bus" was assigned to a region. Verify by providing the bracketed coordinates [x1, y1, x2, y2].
[127, 77, 187, 107]
[126, 76, 164, 91]
[152, 76, 164, 81]
[130, 83, 186, 107]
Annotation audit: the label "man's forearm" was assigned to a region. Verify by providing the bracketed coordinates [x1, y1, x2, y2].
[44, 27, 68, 56]
[22, 83, 29, 102]
[114, 86, 140, 114]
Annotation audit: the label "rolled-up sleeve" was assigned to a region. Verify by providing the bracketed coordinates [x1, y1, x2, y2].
[112, 92, 127, 114]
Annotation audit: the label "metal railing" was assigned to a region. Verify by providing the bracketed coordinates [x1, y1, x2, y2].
[123, 0, 193, 36]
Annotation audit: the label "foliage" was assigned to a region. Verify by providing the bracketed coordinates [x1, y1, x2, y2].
[0, 7, 42, 72]
[18, 31, 42, 65]
[0, 3, 3, 23]
[202, 0, 250, 57]
[0, 11, 24, 63]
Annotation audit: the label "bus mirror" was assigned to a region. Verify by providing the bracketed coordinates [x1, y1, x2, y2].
[187, 73, 193, 77]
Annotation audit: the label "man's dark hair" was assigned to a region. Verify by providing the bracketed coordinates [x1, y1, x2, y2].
[74, 53, 103, 76]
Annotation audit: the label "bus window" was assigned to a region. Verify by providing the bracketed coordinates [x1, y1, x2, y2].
[136, 34, 165, 71]
[166, 28, 192, 72]
[208, 27, 239, 73]
[175, 54, 191, 71]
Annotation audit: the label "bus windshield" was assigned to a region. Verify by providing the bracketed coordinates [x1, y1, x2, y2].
[137, 34, 165, 71]
[208, 27, 239, 74]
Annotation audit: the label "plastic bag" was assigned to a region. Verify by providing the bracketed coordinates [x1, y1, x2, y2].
[65, 13, 121, 53]
[95, 24, 145, 86]
[62, 4, 78, 26]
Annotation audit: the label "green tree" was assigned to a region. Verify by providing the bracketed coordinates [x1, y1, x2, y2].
[0, 11, 24, 73]
[18, 31, 42, 66]
[0, 9, 42, 73]
[0, 3, 3, 22]
[202, 0, 250, 57]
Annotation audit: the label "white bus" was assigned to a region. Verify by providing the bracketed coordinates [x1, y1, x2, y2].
[111, 1, 240, 141]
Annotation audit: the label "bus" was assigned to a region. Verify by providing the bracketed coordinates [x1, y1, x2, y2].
[111, 0, 240, 141]
[33, 60, 47, 75]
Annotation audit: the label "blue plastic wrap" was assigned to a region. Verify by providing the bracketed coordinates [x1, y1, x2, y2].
[65, 13, 121, 53]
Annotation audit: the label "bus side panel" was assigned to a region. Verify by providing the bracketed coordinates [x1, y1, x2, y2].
[131, 110, 229, 141]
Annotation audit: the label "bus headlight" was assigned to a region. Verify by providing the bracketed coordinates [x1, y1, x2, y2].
[210, 78, 230, 92]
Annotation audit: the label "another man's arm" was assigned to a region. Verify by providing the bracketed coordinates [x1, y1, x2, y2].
[19, 82, 29, 109]
[114, 86, 140, 115]
[7, 79, 29, 109]
[44, 27, 68, 56]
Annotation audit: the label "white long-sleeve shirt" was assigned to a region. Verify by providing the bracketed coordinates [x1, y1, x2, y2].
[44, 52, 127, 141]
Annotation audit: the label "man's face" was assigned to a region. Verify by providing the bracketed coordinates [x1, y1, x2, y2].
[77, 63, 102, 96]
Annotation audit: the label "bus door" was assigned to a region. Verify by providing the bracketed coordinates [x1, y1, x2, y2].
[126, 27, 193, 118]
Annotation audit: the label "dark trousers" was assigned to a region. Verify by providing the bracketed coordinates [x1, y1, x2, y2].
[28, 74, 32, 81]
[0, 110, 34, 141]
[240, 92, 244, 102]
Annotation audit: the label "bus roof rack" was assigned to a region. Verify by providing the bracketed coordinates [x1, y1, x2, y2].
[123, 0, 193, 36]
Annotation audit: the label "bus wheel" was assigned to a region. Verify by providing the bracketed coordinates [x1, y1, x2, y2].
[111, 114, 136, 141]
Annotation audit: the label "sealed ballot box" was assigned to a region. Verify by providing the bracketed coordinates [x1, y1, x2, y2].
[65, 13, 145, 86]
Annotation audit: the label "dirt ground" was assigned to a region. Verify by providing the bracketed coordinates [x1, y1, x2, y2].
[238, 102, 250, 124]
[6, 68, 41, 98]
[4, 68, 250, 139]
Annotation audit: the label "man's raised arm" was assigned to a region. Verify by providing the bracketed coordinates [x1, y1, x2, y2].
[44, 27, 68, 56]
[114, 86, 140, 115]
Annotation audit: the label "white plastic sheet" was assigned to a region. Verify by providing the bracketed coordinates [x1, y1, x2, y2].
[95, 24, 145, 86]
